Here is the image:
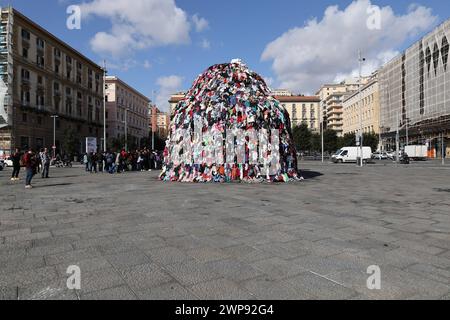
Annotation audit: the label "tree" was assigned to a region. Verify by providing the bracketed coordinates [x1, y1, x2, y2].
[340, 133, 356, 148]
[323, 129, 338, 154]
[292, 123, 312, 152]
[311, 133, 321, 153]
[62, 127, 80, 157]
[363, 132, 379, 152]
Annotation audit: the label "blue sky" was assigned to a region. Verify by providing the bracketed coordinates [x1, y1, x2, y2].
[1, 0, 448, 110]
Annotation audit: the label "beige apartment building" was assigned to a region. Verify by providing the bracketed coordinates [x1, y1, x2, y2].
[316, 78, 370, 135]
[169, 92, 185, 114]
[275, 96, 321, 132]
[0, 7, 104, 156]
[270, 89, 292, 97]
[343, 78, 380, 136]
[105, 76, 149, 148]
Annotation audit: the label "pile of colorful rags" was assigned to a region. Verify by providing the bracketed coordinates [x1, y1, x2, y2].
[160, 59, 302, 183]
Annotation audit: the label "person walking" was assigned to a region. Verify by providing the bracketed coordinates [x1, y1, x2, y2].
[97, 152, 104, 173]
[41, 148, 50, 178]
[83, 153, 89, 172]
[90, 152, 98, 173]
[24, 149, 37, 189]
[10, 148, 22, 181]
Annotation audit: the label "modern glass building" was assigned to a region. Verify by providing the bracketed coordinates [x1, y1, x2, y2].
[379, 19, 449, 156]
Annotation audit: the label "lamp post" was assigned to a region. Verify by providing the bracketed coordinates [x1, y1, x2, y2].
[124, 108, 128, 152]
[50, 115, 59, 159]
[358, 50, 366, 167]
[102, 60, 107, 152]
[151, 90, 157, 151]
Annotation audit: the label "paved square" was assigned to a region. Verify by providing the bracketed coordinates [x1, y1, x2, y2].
[0, 162, 449, 300]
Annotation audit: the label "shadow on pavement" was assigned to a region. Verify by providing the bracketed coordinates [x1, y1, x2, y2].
[300, 169, 323, 180]
[37, 183, 74, 188]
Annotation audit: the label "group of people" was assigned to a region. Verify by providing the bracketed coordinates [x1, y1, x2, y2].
[9, 147, 52, 189]
[83, 148, 163, 174]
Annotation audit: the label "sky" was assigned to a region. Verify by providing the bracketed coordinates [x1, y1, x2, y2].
[0, 0, 449, 111]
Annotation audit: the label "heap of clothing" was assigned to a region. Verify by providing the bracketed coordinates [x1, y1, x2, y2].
[160, 59, 301, 183]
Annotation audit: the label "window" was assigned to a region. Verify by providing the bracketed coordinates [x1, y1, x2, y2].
[66, 87, 72, 96]
[54, 82, 60, 92]
[21, 91, 30, 104]
[37, 55, 45, 68]
[20, 137, 29, 149]
[66, 100, 72, 115]
[54, 48, 61, 58]
[22, 47, 28, 58]
[36, 94, 44, 106]
[66, 56, 72, 64]
[56, 119, 60, 129]
[21, 69, 30, 81]
[22, 113, 27, 122]
[36, 38, 45, 49]
[21, 29, 30, 40]
[54, 63, 59, 74]
[36, 138, 44, 149]
[38, 76, 43, 85]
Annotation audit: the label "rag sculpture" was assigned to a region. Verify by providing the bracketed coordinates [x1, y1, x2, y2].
[160, 59, 301, 183]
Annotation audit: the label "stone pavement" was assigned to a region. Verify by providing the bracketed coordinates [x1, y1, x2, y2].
[0, 162, 449, 300]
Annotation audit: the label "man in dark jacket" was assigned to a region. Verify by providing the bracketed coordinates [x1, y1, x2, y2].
[10, 148, 22, 181]
[24, 149, 37, 189]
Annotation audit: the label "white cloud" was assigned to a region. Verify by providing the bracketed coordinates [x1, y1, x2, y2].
[104, 59, 138, 72]
[143, 60, 152, 69]
[80, 0, 192, 58]
[192, 14, 209, 32]
[261, 0, 438, 94]
[200, 38, 211, 50]
[155, 75, 184, 111]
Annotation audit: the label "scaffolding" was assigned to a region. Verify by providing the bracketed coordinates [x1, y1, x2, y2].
[379, 19, 449, 158]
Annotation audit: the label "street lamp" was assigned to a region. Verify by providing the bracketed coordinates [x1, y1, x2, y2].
[151, 90, 158, 151]
[102, 60, 107, 152]
[50, 115, 59, 159]
[358, 50, 366, 167]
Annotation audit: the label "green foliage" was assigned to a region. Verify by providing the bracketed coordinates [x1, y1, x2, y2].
[290, 125, 379, 154]
[62, 127, 80, 156]
[292, 123, 312, 152]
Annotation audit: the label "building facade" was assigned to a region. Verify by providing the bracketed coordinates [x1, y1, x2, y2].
[275, 96, 321, 132]
[343, 77, 380, 137]
[0, 7, 104, 156]
[316, 79, 370, 136]
[379, 19, 449, 157]
[270, 89, 292, 97]
[169, 92, 185, 114]
[105, 76, 149, 148]
[149, 106, 170, 139]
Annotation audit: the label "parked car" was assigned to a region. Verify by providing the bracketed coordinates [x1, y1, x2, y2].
[332, 147, 372, 164]
[4, 157, 13, 167]
[372, 151, 388, 160]
[386, 151, 396, 160]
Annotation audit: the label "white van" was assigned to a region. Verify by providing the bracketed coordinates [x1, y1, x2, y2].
[332, 147, 372, 163]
